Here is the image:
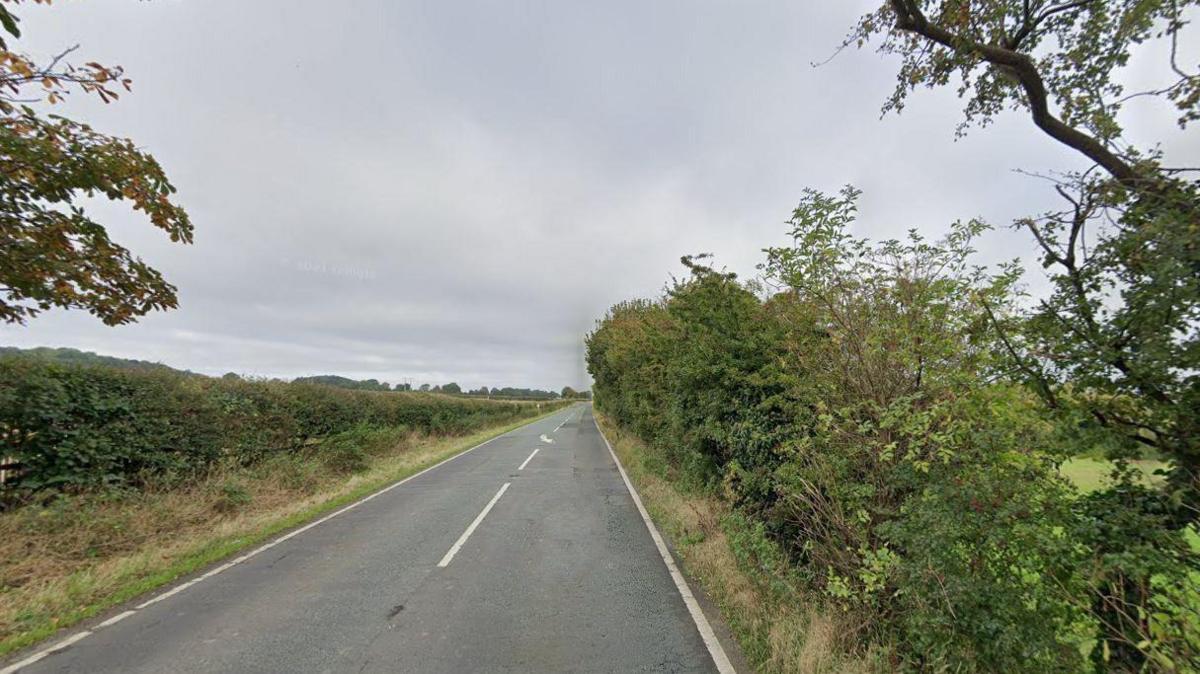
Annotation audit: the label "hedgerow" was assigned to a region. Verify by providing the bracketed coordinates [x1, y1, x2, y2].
[586, 189, 1198, 672]
[0, 358, 556, 499]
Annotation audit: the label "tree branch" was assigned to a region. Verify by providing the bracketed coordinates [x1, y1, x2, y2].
[889, 0, 1141, 187]
[980, 296, 1059, 408]
[1007, 0, 1097, 49]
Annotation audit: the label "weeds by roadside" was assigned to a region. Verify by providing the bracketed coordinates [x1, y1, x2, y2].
[596, 412, 882, 674]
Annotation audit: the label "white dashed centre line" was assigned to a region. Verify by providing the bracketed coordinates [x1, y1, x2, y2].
[437, 482, 511, 568]
[518, 448, 539, 470]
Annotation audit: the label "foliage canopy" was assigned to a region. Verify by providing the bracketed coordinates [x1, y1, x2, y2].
[851, 0, 1200, 534]
[588, 188, 1199, 670]
[0, 0, 191, 325]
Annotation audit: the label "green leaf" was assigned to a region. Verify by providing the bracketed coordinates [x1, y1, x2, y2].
[0, 6, 21, 40]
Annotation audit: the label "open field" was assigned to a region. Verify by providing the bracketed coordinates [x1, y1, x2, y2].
[1059, 458, 1167, 493]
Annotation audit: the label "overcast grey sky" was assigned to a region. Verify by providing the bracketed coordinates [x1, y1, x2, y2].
[0, 1, 1195, 390]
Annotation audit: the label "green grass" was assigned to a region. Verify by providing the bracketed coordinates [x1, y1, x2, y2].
[0, 405, 568, 659]
[1059, 458, 1167, 493]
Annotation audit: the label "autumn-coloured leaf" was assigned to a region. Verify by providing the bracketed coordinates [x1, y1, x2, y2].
[0, 4, 190, 327]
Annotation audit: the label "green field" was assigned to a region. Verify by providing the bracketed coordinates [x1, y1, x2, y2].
[1061, 457, 1200, 554]
[1059, 458, 1167, 493]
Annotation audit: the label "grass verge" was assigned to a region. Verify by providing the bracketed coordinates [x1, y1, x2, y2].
[0, 406, 566, 659]
[595, 412, 881, 674]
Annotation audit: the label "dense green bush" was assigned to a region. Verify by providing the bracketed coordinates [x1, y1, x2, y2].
[0, 358, 557, 499]
[586, 189, 1197, 671]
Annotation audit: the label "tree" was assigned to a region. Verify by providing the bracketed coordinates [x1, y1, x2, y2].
[484, 386, 558, 400]
[851, 0, 1199, 512]
[560, 386, 577, 399]
[293, 375, 391, 391]
[0, 2, 192, 325]
[850, 1, 1198, 188]
[442, 382, 462, 394]
[418, 384, 430, 392]
[849, 3, 1200, 666]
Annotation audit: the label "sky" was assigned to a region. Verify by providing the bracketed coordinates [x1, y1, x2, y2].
[1, 1, 1196, 390]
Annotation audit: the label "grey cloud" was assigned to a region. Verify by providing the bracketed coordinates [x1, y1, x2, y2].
[1, 0, 1194, 390]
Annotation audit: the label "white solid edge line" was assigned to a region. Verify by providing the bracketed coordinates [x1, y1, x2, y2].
[437, 482, 511, 568]
[0, 413, 552, 674]
[518, 448, 540, 470]
[594, 417, 737, 674]
[95, 611, 136, 629]
[0, 631, 91, 674]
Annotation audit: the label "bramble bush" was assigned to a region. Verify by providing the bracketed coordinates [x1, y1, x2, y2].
[586, 188, 1198, 672]
[0, 358, 556, 500]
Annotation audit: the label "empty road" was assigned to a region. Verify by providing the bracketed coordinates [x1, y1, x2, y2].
[4, 405, 735, 673]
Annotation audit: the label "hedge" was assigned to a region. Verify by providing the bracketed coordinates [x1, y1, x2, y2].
[0, 357, 558, 498]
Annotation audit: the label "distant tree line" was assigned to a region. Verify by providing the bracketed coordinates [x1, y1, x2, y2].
[0, 347, 188, 374]
[0, 350, 592, 401]
[291, 375, 393, 391]
[422, 384, 592, 400]
[289, 377, 569, 398]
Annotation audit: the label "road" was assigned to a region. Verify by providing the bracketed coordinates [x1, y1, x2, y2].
[4, 404, 736, 673]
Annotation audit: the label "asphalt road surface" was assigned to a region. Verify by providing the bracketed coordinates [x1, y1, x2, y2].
[4, 404, 736, 673]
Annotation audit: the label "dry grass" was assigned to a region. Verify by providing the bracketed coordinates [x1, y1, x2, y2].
[596, 413, 882, 674]
[0, 413, 558, 657]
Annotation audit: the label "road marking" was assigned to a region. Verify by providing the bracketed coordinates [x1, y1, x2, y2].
[0, 415, 551, 674]
[437, 482, 511, 568]
[96, 611, 136, 629]
[134, 579, 198, 609]
[518, 448, 539, 470]
[0, 631, 91, 674]
[554, 420, 565, 431]
[595, 418, 737, 674]
[539, 434, 554, 444]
